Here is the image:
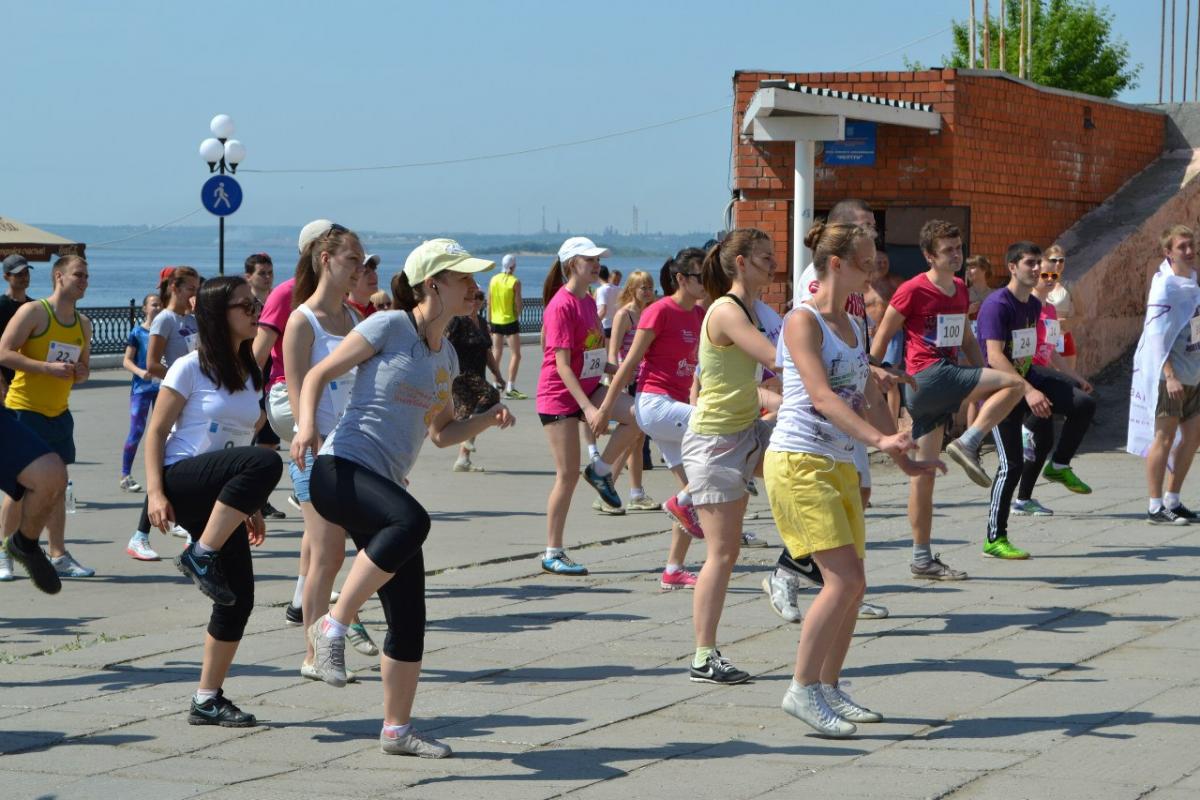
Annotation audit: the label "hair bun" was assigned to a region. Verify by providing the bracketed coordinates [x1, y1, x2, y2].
[803, 220, 827, 250]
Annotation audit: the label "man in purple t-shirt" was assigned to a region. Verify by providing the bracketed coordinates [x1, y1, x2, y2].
[976, 241, 1095, 560]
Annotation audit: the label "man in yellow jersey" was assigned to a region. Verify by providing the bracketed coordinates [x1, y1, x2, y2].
[0, 255, 95, 579]
[489, 253, 526, 399]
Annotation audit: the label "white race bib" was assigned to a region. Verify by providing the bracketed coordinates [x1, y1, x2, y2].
[47, 341, 81, 365]
[1190, 316, 1200, 345]
[580, 348, 606, 380]
[183, 332, 199, 352]
[198, 420, 253, 453]
[934, 314, 966, 348]
[1044, 319, 1064, 353]
[1011, 327, 1037, 359]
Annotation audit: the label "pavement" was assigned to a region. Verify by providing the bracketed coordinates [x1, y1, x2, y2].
[2, 370, 1199, 799]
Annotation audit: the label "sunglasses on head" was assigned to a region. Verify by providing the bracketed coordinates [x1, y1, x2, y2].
[1047, 257, 1065, 264]
[1040, 272, 1060, 281]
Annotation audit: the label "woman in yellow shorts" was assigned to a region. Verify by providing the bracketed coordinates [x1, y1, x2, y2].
[766, 220, 943, 737]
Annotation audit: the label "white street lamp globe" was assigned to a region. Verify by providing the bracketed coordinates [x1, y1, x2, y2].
[210, 114, 235, 139]
[224, 139, 247, 165]
[199, 138, 225, 163]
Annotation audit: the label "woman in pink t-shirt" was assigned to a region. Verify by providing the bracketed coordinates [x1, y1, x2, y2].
[604, 270, 657, 512]
[536, 237, 640, 576]
[598, 248, 709, 590]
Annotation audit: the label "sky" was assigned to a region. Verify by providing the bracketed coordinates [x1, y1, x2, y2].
[4, 0, 1187, 235]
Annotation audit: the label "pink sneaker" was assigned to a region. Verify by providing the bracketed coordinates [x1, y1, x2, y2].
[664, 497, 704, 539]
[660, 568, 698, 590]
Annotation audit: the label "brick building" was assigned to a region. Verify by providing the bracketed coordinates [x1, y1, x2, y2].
[732, 68, 1166, 311]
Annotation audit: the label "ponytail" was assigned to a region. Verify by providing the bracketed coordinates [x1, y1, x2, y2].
[702, 229, 770, 300]
[664, 247, 706, 295]
[293, 227, 360, 307]
[701, 241, 731, 300]
[542, 257, 566, 306]
[658, 256, 675, 296]
[159, 265, 200, 306]
[392, 271, 420, 312]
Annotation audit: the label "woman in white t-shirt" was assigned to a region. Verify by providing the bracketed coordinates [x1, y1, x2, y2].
[144, 275, 283, 729]
[765, 221, 942, 737]
[282, 223, 369, 680]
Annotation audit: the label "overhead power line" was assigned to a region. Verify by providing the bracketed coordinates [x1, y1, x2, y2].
[88, 208, 205, 249]
[851, 25, 954, 68]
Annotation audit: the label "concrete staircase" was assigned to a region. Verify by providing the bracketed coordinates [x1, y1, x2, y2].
[1057, 104, 1200, 376]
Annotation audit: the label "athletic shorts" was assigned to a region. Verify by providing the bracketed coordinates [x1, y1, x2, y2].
[882, 331, 904, 370]
[634, 391, 692, 468]
[765, 450, 865, 559]
[904, 360, 982, 439]
[8, 408, 75, 465]
[491, 320, 520, 336]
[1156, 381, 1200, 420]
[680, 418, 773, 506]
[539, 409, 584, 426]
[289, 459, 312, 504]
[0, 411, 54, 501]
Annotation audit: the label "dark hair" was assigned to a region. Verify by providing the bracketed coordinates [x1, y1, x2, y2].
[700, 228, 771, 299]
[193, 276, 263, 393]
[804, 220, 875, 279]
[159, 266, 200, 305]
[660, 247, 706, 295]
[919, 220, 961, 256]
[611, 270, 622, 283]
[542, 257, 567, 305]
[1006, 240, 1042, 265]
[244, 252, 272, 275]
[598, 265, 610, 281]
[391, 270, 437, 312]
[827, 198, 872, 224]
[293, 227, 360, 307]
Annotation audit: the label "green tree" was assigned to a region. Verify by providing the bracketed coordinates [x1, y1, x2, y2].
[944, 0, 1140, 98]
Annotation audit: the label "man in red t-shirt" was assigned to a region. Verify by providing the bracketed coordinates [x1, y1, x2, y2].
[870, 220, 1023, 581]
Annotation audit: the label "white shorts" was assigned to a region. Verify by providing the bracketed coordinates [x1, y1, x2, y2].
[852, 442, 871, 488]
[634, 391, 693, 468]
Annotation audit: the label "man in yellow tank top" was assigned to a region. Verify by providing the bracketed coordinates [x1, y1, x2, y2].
[0, 255, 95, 579]
[489, 254, 526, 399]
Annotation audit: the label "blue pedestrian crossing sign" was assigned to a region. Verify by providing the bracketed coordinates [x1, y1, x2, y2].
[201, 175, 242, 217]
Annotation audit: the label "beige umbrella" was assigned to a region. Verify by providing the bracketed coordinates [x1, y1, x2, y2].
[0, 216, 86, 261]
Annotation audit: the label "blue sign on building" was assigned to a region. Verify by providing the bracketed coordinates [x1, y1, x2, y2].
[824, 121, 877, 166]
[201, 175, 243, 217]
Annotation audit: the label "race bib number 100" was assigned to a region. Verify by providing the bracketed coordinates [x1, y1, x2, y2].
[934, 314, 966, 348]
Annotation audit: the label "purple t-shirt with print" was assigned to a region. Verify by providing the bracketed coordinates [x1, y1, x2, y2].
[976, 287, 1041, 376]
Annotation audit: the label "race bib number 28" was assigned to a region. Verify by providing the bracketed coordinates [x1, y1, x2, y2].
[580, 348, 606, 380]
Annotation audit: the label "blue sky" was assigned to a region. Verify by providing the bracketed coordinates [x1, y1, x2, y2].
[6, 0, 1179, 234]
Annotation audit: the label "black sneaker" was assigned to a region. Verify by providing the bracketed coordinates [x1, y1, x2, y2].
[1167, 503, 1199, 523]
[3, 534, 61, 595]
[284, 603, 303, 625]
[583, 463, 622, 508]
[1148, 507, 1190, 526]
[689, 650, 751, 685]
[262, 502, 286, 520]
[788, 555, 825, 589]
[188, 690, 257, 727]
[174, 542, 236, 606]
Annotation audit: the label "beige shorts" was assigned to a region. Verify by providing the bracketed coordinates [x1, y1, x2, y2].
[680, 418, 774, 506]
[1156, 381, 1200, 421]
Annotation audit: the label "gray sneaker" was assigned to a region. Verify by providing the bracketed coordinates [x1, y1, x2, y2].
[306, 616, 348, 687]
[762, 574, 803, 623]
[51, 552, 95, 578]
[300, 660, 358, 683]
[380, 727, 452, 758]
[347, 622, 379, 656]
[782, 682, 856, 737]
[0, 550, 13, 582]
[945, 439, 991, 488]
[910, 553, 968, 581]
[820, 682, 883, 723]
[857, 600, 889, 620]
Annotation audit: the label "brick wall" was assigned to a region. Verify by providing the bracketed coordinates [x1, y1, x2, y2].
[732, 69, 1165, 307]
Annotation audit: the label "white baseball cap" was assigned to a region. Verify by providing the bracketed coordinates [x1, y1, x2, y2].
[363, 253, 381, 268]
[501, 254, 517, 271]
[557, 237, 610, 263]
[297, 219, 350, 254]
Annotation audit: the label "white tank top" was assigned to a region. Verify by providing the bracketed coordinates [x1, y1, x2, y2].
[769, 303, 869, 462]
[297, 303, 359, 436]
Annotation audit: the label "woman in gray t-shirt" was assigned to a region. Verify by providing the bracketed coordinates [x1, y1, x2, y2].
[291, 238, 514, 759]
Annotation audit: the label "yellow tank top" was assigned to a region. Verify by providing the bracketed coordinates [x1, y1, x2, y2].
[689, 296, 762, 435]
[488, 273, 518, 325]
[5, 299, 84, 417]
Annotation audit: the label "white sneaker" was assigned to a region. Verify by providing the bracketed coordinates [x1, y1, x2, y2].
[51, 552, 95, 578]
[762, 574, 803, 623]
[820, 682, 883, 723]
[170, 524, 190, 539]
[741, 531, 769, 548]
[857, 601, 889, 620]
[118, 475, 143, 493]
[126, 535, 160, 561]
[300, 660, 357, 683]
[306, 617, 348, 687]
[380, 727, 452, 758]
[0, 551, 13, 581]
[782, 682, 856, 737]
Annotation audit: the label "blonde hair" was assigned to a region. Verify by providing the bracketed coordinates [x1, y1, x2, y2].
[618, 270, 654, 308]
[803, 220, 875, 279]
[1161, 224, 1194, 251]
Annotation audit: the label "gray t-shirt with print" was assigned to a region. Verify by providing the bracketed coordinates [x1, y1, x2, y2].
[320, 310, 458, 485]
[150, 309, 198, 368]
[1168, 303, 1200, 386]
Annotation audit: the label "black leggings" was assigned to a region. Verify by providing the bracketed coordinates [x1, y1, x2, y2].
[163, 446, 282, 642]
[1017, 366, 1097, 500]
[309, 455, 430, 662]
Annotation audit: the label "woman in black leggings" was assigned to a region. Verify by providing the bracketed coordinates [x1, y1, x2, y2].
[292, 238, 513, 758]
[144, 275, 282, 727]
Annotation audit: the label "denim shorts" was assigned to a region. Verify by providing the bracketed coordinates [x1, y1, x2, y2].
[289, 459, 312, 503]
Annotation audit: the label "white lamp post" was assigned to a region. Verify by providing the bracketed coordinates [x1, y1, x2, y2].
[198, 114, 247, 274]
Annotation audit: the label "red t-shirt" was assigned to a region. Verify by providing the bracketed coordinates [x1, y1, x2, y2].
[1034, 303, 1060, 367]
[636, 297, 705, 402]
[346, 299, 377, 319]
[257, 278, 296, 387]
[536, 287, 606, 415]
[889, 273, 970, 375]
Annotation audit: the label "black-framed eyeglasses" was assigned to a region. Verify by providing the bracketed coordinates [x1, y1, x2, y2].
[229, 297, 263, 315]
[1047, 257, 1065, 264]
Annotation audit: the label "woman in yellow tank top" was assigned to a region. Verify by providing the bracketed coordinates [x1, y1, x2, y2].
[679, 229, 781, 685]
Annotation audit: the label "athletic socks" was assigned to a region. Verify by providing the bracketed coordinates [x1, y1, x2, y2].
[382, 722, 412, 739]
[630, 488, 646, 500]
[9, 530, 39, 553]
[546, 547, 564, 560]
[194, 688, 219, 704]
[193, 540, 216, 556]
[1052, 461, 1070, 471]
[321, 614, 348, 639]
[291, 576, 306, 608]
[591, 459, 613, 477]
[692, 645, 716, 669]
[675, 490, 693, 507]
[665, 563, 682, 574]
[587, 444, 601, 461]
[1150, 498, 1165, 513]
[957, 426, 985, 453]
[913, 544, 933, 566]
[1165, 492, 1182, 510]
[505, 381, 514, 392]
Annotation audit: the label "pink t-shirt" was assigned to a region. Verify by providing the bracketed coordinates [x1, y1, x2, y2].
[536, 286, 606, 415]
[257, 278, 296, 387]
[889, 273, 970, 375]
[636, 297, 704, 402]
[1034, 303, 1059, 367]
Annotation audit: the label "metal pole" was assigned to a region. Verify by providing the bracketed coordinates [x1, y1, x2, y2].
[984, 0, 991, 67]
[1172, 0, 1177, 102]
[999, 0, 1006, 72]
[219, 217, 225, 276]
[1019, 0, 1026, 78]
[1161, 0, 1167, 102]
[792, 140, 815, 309]
[1195, 0, 1199, 100]
[1186, 0, 1191, 100]
[969, 0, 977, 68]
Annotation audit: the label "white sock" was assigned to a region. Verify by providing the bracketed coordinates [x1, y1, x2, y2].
[382, 722, 412, 738]
[1150, 498, 1164, 513]
[1052, 462, 1069, 471]
[291, 576, 306, 608]
[505, 381, 513, 392]
[587, 444, 601, 461]
[193, 540, 215, 556]
[546, 547, 564, 560]
[194, 688, 219, 704]
[321, 614, 348, 638]
[675, 490, 692, 506]
[630, 487, 646, 500]
[1166, 492, 1182, 509]
[592, 459, 612, 476]
[131, 530, 149, 543]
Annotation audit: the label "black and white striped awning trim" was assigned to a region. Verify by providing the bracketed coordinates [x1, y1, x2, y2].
[758, 80, 934, 113]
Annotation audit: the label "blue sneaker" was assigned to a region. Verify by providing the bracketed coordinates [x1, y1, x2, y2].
[541, 552, 588, 576]
[584, 464, 622, 508]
